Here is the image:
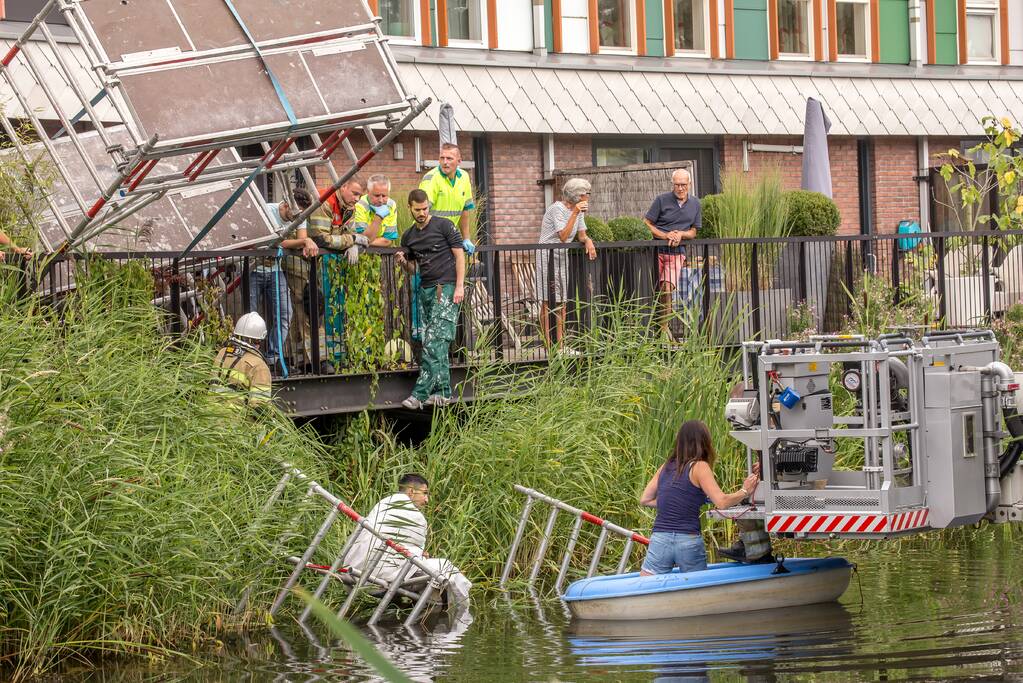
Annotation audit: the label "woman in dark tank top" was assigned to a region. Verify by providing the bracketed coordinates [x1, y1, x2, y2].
[638, 420, 759, 575]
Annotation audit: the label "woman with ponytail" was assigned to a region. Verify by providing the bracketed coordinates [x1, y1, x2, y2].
[639, 420, 759, 575]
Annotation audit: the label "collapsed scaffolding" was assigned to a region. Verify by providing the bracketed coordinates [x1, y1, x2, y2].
[0, 0, 429, 254]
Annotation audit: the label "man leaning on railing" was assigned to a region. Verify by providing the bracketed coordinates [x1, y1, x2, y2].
[254, 188, 315, 373]
[395, 189, 465, 409]
[643, 168, 701, 341]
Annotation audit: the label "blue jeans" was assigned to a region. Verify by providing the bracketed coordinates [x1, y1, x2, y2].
[249, 268, 293, 363]
[641, 532, 708, 574]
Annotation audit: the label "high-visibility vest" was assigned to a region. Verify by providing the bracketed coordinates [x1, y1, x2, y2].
[419, 167, 475, 222]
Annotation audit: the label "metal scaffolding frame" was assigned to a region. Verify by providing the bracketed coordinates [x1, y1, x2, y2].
[0, 0, 426, 253]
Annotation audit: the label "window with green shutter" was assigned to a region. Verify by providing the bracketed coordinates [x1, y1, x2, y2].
[933, 0, 959, 64]
[733, 0, 770, 59]
[647, 0, 666, 56]
[878, 0, 910, 63]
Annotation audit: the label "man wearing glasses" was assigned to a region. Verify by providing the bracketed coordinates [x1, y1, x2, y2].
[346, 473, 471, 608]
[643, 169, 701, 339]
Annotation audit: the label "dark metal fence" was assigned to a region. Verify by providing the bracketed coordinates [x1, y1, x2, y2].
[22, 229, 1023, 378]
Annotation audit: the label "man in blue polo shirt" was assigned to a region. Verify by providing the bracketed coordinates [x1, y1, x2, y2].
[643, 168, 701, 338]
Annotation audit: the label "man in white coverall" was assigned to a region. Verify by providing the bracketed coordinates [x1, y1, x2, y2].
[346, 473, 471, 608]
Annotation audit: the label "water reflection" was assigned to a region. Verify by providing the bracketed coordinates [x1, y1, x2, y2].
[48, 538, 1023, 681]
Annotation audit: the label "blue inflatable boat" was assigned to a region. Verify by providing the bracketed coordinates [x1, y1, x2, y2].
[562, 557, 852, 621]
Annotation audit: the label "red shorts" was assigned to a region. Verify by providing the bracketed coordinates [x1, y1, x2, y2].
[658, 252, 687, 289]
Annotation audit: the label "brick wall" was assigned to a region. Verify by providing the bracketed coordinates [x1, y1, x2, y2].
[316, 130, 930, 243]
[555, 135, 595, 170]
[871, 137, 920, 234]
[720, 135, 863, 236]
[488, 133, 546, 244]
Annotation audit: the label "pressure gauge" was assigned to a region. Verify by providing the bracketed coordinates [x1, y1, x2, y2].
[842, 369, 862, 393]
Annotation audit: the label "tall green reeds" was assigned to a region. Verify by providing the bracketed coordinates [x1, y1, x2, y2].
[314, 302, 744, 587]
[0, 260, 324, 679]
[716, 171, 790, 290]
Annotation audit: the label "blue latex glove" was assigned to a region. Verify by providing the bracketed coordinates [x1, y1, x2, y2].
[461, 238, 476, 255]
[372, 203, 392, 219]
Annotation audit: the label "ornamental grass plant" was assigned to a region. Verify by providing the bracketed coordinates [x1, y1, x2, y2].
[0, 259, 324, 680]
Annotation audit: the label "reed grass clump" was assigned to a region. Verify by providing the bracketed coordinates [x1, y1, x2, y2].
[0, 259, 324, 679]
[317, 304, 744, 586]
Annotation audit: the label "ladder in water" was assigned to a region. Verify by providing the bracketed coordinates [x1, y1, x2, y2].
[244, 463, 449, 628]
[501, 484, 650, 593]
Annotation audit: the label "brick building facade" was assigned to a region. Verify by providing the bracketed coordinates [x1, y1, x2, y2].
[324, 129, 959, 242]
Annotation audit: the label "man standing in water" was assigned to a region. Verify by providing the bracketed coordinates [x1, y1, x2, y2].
[347, 473, 471, 607]
[395, 189, 465, 409]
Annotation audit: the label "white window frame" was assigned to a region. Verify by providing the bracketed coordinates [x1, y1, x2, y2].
[776, 0, 815, 60]
[445, 0, 488, 48]
[833, 0, 871, 62]
[597, 0, 639, 55]
[965, 0, 999, 64]
[670, 0, 712, 58]
[378, 0, 422, 45]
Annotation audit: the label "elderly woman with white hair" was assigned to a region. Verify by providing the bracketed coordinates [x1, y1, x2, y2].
[535, 177, 598, 352]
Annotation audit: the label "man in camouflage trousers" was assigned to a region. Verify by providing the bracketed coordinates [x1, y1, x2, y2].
[396, 189, 465, 409]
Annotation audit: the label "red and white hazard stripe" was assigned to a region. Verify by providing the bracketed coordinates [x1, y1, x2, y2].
[765, 508, 929, 534]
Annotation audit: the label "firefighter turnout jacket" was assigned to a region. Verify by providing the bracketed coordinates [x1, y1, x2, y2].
[213, 340, 272, 407]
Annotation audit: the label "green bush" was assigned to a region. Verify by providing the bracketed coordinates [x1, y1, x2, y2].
[698, 194, 720, 239]
[785, 189, 840, 236]
[582, 215, 613, 242]
[607, 216, 650, 242]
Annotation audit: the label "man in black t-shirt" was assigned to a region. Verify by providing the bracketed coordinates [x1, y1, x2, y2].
[396, 189, 465, 409]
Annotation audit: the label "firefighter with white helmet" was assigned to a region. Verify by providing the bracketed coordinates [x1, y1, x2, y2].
[213, 312, 273, 407]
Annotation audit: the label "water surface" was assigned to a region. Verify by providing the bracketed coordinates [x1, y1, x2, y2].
[65, 535, 1023, 681]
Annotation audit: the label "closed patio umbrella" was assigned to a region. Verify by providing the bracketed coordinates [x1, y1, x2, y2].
[801, 97, 833, 197]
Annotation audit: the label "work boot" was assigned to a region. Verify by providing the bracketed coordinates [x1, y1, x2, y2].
[401, 395, 424, 410]
[424, 394, 453, 407]
[716, 539, 747, 563]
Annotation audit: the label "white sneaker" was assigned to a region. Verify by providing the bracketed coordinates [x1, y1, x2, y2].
[424, 394, 453, 407]
[401, 395, 424, 409]
[558, 347, 582, 357]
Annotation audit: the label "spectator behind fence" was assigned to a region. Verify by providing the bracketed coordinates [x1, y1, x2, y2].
[419, 143, 476, 254]
[308, 176, 368, 374]
[353, 174, 399, 247]
[535, 177, 597, 353]
[254, 189, 315, 371]
[643, 169, 701, 339]
[396, 189, 465, 410]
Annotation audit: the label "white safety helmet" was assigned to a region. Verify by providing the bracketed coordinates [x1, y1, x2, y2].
[233, 312, 267, 341]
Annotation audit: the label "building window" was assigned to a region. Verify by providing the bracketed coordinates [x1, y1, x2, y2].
[380, 0, 417, 39]
[598, 0, 634, 50]
[835, 0, 869, 59]
[966, 1, 998, 62]
[674, 0, 708, 52]
[777, 0, 811, 56]
[596, 146, 647, 166]
[448, 0, 483, 42]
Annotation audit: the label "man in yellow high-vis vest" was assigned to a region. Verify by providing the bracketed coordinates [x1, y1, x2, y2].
[418, 143, 476, 253]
